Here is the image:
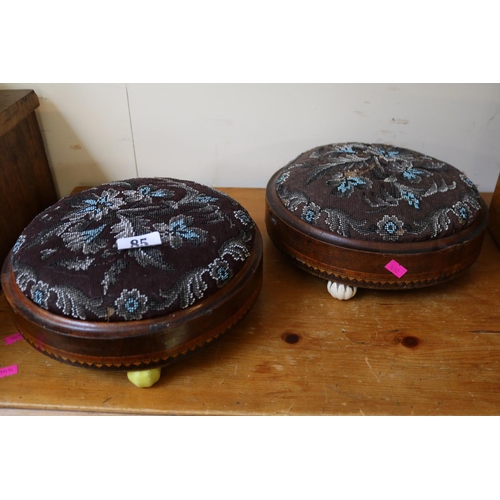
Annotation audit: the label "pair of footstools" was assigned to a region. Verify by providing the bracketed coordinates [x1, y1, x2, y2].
[1, 143, 488, 387]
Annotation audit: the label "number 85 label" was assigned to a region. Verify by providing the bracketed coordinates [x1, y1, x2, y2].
[116, 231, 162, 250]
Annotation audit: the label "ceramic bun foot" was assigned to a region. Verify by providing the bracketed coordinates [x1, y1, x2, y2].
[327, 281, 357, 301]
[127, 367, 162, 388]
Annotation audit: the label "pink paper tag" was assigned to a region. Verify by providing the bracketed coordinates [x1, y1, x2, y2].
[385, 259, 408, 278]
[4, 332, 23, 345]
[0, 365, 18, 379]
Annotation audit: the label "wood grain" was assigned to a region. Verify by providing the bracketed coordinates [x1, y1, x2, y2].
[266, 169, 489, 290]
[0, 89, 58, 274]
[2, 233, 263, 370]
[489, 172, 500, 250]
[1, 188, 500, 416]
[0, 89, 40, 137]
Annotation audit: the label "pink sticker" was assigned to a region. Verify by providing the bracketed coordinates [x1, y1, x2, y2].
[385, 259, 408, 278]
[4, 332, 23, 345]
[0, 365, 18, 379]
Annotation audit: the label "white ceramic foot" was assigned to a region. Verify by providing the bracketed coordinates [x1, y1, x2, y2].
[327, 281, 357, 300]
[127, 367, 162, 388]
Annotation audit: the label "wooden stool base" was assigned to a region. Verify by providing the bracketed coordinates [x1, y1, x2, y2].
[1, 233, 263, 372]
[266, 172, 488, 291]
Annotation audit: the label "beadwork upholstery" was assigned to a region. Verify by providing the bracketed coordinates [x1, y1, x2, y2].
[11, 178, 257, 322]
[275, 143, 483, 244]
[266, 142, 488, 290]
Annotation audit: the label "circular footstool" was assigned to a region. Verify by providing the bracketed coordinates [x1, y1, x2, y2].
[266, 142, 488, 300]
[1, 178, 263, 387]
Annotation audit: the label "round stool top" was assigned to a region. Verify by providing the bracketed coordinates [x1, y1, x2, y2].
[274, 142, 483, 244]
[11, 178, 257, 322]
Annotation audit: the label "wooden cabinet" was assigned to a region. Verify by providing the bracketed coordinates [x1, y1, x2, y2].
[0, 90, 58, 274]
[489, 173, 500, 250]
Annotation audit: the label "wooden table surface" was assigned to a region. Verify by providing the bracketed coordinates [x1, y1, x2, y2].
[1, 188, 499, 416]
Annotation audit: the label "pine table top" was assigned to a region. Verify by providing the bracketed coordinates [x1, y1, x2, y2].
[1, 189, 499, 415]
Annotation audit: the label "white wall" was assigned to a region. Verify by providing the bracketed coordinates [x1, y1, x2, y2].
[2, 83, 499, 197]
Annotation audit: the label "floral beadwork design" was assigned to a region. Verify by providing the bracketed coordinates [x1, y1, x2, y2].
[154, 215, 208, 249]
[209, 258, 233, 287]
[276, 143, 482, 243]
[376, 215, 406, 241]
[61, 223, 108, 254]
[114, 288, 149, 321]
[234, 209, 253, 227]
[327, 172, 373, 197]
[68, 189, 126, 222]
[12, 178, 256, 322]
[31, 281, 51, 308]
[302, 202, 322, 224]
[12, 235, 26, 253]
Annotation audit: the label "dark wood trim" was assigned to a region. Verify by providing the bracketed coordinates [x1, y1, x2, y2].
[488, 172, 500, 249]
[266, 172, 489, 289]
[0, 89, 40, 137]
[1, 232, 263, 371]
